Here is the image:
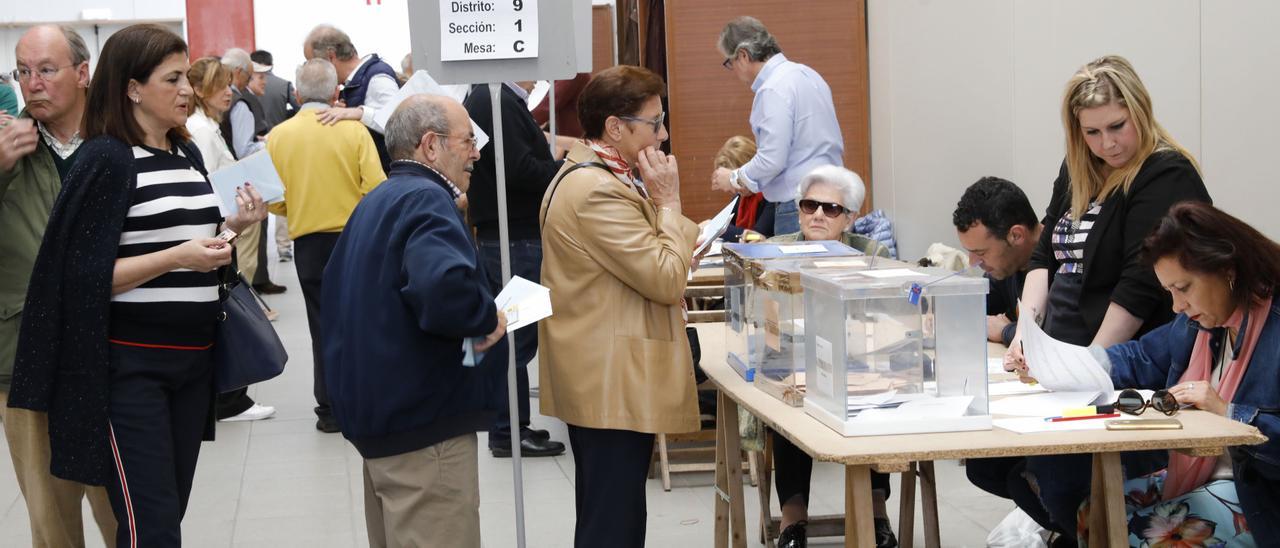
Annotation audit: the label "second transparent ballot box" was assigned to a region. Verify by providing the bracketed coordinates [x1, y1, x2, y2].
[799, 266, 992, 436]
[722, 241, 870, 385]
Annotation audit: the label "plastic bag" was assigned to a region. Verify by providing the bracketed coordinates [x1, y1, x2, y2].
[986, 508, 1048, 548]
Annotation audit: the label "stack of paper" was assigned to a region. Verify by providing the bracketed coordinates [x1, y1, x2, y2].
[988, 391, 1103, 417]
[494, 276, 553, 332]
[694, 196, 740, 259]
[371, 71, 489, 150]
[208, 151, 286, 216]
[1017, 308, 1115, 393]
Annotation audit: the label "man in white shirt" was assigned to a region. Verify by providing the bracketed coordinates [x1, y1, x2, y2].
[302, 24, 400, 171]
[710, 16, 845, 236]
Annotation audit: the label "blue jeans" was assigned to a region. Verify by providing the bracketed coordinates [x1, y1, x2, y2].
[773, 199, 800, 235]
[478, 239, 542, 444]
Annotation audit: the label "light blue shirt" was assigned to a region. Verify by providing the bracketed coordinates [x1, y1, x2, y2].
[229, 99, 263, 159]
[738, 53, 844, 203]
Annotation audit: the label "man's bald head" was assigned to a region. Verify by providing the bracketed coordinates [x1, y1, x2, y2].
[386, 94, 455, 161]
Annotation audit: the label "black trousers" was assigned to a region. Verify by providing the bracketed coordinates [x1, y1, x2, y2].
[214, 387, 254, 419]
[568, 425, 654, 548]
[773, 431, 890, 507]
[478, 239, 542, 445]
[105, 343, 213, 547]
[964, 456, 1054, 531]
[295, 232, 341, 419]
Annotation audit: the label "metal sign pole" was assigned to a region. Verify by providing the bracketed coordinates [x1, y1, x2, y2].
[489, 82, 527, 548]
[548, 81, 557, 156]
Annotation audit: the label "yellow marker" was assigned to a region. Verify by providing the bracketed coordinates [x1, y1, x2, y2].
[1062, 406, 1098, 417]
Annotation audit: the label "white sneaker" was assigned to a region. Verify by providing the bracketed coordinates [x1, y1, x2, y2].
[220, 403, 276, 422]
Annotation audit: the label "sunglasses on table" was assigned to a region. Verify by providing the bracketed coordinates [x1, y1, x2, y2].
[798, 199, 849, 218]
[1113, 388, 1179, 416]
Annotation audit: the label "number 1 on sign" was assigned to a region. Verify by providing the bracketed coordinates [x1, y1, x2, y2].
[515, 19, 522, 31]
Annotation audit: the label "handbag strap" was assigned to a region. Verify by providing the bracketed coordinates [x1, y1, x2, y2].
[540, 161, 610, 230]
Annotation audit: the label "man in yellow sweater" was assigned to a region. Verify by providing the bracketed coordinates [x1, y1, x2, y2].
[268, 58, 385, 433]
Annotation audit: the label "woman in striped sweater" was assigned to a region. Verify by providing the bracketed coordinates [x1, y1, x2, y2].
[8, 24, 266, 547]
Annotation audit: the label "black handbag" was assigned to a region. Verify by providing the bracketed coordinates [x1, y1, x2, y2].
[214, 270, 288, 393]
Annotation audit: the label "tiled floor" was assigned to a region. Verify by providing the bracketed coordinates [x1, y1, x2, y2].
[0, 247, 1017, 547]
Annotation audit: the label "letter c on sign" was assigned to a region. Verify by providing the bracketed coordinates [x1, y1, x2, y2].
[513, 40, 525, 53]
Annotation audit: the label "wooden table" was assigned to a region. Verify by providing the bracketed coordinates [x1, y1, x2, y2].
[699, 324, 1267, 548]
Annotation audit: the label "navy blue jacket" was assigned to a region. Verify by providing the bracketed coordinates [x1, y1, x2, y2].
[1106, 303, 1280, 524]
[321, 162, 506, 458]
[340, 54, 398, 172]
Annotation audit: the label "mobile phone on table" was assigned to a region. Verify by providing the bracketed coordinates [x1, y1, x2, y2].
[1105, 418, 1183, 430]
[216, 228, 239, 245]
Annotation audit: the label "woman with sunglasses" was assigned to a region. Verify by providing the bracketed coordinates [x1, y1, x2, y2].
[1069, 202, 1280, 546]
[763, 165, 896, 548]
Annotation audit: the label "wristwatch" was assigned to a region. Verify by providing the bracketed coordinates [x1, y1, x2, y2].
[728, 169, 741, 191]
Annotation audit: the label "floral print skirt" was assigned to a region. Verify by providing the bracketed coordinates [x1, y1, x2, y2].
[1078, 470, 1254, 547]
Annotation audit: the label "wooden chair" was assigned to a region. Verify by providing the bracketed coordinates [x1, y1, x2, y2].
[651, 385, 758, 491]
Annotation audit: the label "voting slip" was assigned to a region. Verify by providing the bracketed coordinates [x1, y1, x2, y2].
[1017, 304, 1115, 393]
[372, 70, 489, 151]
[208, 150, 286, 216]
[495, 276, 552, 332]
[694, 195, 740, 259]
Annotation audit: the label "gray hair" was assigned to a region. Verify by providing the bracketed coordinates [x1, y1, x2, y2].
[306, 25, 358, 61]
[797, 165, 866, 215]
[386, 94, 452, 161]
[717, 16, 781, 62]
[296, 58, 338, 104]
[221, 47, 252, 74]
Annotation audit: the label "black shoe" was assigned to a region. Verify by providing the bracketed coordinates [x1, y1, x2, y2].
[253, 282, 287, 295]
[315, 417, 340, 433]
[777, 520, 807, 548]
[874, 518, 898, 548]
[524, 427, 551, 441]
[491, 436, 565, 457]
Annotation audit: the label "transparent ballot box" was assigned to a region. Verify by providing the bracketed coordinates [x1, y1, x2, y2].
[799, 266, 992, 436]
[722, 241, 873, 388]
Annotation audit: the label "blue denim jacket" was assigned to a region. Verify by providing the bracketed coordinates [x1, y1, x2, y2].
[1104, 303, 1280, 476]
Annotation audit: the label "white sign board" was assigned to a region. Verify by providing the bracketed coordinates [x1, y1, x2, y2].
[439, 0, 540, 61]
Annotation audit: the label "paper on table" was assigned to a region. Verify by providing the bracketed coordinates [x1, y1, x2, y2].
[987, 380, 1050, 397]
[988, 390, 1102, 417]
[855, 268, 931, 279]
[994, 416, 1110, 434]
[856, 395, 974, 420]
[987, 357, 1007, 375]
[208, 150, 286, 216]
[694, 196, 739, 258]
[778, 243, 827, 254]
[494, 276, 552, 332]
[812, 258, 870, 269]
[1018, 308, 1115, 393]
[372, 71, 489, 150]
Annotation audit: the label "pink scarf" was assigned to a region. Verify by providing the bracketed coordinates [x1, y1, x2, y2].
[1163, 295, 1273, 499]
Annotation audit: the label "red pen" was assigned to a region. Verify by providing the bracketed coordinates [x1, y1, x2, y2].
[1044, 413, 1121, 423]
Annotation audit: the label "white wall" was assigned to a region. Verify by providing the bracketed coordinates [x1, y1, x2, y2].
[869, 0, 1280, 260]
[253, 0, 412, 88]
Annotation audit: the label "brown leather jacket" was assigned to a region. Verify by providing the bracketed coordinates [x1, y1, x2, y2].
[537, 143, 700, 434]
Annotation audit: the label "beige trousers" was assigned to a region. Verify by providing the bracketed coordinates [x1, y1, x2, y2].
[0, 391, 116, 548]
[362, 432, 481, 548]
[235, 219, 262, 283]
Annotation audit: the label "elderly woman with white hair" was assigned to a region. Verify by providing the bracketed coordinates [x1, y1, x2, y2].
[763, 165, 897, 548]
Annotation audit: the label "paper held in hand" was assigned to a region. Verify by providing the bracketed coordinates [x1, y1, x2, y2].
[208, 150, 286, 216]
[694, 195, 740, 258]
[1017, 304, 1115, 393]
[495, 276, 552, 332]
[371, 70, 489, 151]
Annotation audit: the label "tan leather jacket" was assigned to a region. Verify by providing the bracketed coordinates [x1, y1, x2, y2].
[537, 143, 700, 434]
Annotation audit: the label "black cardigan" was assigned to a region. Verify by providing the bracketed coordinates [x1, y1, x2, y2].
[463, 84, 564, 240]
[1028, 150, 1210, 338]
[7, 135, 215, 485]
